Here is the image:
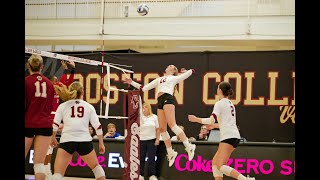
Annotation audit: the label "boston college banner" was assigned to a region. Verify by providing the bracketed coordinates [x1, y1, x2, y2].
[25, 50, 295, 142]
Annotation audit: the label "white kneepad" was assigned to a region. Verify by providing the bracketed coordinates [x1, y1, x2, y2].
[161, 131, 170, 141]
[212, 165, 223, 177]
[33, 163, 45, 174]
[52, 173, 63, 180]
[171, 125, 183, 135]
[220, 165, 233, 176]
[93, 165, 105, 179]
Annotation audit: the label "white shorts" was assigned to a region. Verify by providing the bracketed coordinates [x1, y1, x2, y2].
[47, 145, 53, 155]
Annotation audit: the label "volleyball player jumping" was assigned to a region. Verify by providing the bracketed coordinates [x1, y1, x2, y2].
[124, 65, 196, 167]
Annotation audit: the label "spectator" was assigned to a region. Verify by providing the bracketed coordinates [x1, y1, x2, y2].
[207, 128, 220, 142]
[140, 102, 160, 180]
[89, 125, 98, 139]
[104, 123, 121, 138]
[196, 125, 210, 141]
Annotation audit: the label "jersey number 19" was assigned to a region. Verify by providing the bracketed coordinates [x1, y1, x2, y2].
[71, 106, 84, 118]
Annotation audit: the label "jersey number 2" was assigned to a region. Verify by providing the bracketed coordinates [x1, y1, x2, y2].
[230, 106, 235, 116]
[34, 81, 47, 98]
[71, 106, 84, 118]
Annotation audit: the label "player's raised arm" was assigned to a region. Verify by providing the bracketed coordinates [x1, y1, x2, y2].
[173, 68, 195, 83]
[188, 114, 216, 125]
[124, 77, 158, 92]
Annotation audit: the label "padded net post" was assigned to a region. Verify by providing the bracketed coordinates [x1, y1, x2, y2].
[123, 90, 141, 180]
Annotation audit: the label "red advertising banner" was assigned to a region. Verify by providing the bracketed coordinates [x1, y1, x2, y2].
[123, 90, 141, 180]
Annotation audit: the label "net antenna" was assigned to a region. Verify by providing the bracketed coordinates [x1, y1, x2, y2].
[25, 47, 134, 120]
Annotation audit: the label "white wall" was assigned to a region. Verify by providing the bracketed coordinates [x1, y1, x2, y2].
[25, 0, 295, 52]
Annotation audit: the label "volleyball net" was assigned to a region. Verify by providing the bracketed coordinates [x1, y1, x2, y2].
[25, 47, 134, 120]
[25, 47, 142, 179]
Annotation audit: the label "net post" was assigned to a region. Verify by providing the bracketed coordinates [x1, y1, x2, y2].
[123, 90, 141, 180]
[123, 92, 128, 137]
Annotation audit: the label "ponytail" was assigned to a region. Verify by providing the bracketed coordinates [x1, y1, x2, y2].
[53, 83, 77, 102]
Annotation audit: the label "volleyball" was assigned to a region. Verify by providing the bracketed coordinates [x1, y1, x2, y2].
[137, 3, 149, 16]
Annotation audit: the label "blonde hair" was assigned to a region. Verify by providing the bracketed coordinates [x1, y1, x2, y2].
[142, 102, 153, 116]
[54, 81, 83, 102]
[28, 54, 43, 72]
[107, 123, 116, 130]
[172, 65, 179, 92]
[173, 66, 178, 76]
[70, 81, 84, 98]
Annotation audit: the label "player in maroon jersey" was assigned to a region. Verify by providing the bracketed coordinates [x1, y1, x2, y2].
[44, 60, 75, 179]
[25, 54, 55, 180]
[49, 60, 75, 113]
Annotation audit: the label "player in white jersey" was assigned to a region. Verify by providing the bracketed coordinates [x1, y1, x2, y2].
[124, 65, 196, 167]
[188, 81, 255, 180]
[50, 82, 106, 180]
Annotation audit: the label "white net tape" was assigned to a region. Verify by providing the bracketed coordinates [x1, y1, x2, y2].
[25, 47, 133, 120]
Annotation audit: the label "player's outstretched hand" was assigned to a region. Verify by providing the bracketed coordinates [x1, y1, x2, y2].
[61, 60, 68, 70]
[123, 77, 132, 84]
[67, 60, 75, 68]
[180, 68, 187, 73]
[188, 115, 198, 123]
